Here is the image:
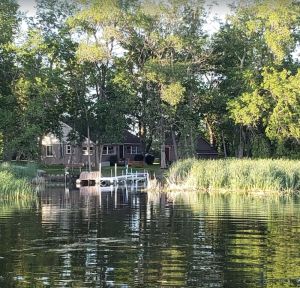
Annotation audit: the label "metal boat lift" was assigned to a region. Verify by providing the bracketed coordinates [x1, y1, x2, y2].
[76, 164, 149, 188]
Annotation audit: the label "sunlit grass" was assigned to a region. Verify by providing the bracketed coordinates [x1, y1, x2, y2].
[166, 158, 300, 194]
[0, 162, 37, 200]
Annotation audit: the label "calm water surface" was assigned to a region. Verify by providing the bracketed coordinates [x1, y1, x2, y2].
[0, 186, 300, 287]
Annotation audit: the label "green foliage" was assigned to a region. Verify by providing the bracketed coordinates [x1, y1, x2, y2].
[76, 43, 109, 62]
[250, 134, 271, 158]
[0, 0, 299, 162]
[230, 68, 300, 143]
[242, 0, 298, 62]
[0, 162, 38, 179]
[161, 82, 185, 106]
[263, 68, 300, 141]
[0, 133, 3, 159]
[229, 90, 271, 127]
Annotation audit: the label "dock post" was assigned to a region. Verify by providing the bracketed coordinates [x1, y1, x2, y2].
[135, 171, 138, 189]
[114, 184, 118, 209]
[99, 163, 102, 186]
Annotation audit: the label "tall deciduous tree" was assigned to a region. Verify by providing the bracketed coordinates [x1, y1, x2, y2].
[0, 0, 20, 159]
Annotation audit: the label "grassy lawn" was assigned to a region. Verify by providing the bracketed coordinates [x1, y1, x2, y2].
[39, 163, 163, 177]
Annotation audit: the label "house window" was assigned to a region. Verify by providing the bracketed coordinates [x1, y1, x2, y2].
[46, 145, 53, 157]
[103, 145, 114, 155]
[126, 145, 140, 154]
[66, 145, 73, 155]
[83, 146, 93, 155]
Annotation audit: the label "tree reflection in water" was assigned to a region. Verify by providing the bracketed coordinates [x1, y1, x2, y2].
[0, 187, 299, 287]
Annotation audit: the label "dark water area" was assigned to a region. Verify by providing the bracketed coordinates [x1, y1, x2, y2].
[0, 186, 300, 288]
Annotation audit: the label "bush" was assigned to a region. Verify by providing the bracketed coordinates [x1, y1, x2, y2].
[134, 154, 144, 161]
[145, 154, 155, 165]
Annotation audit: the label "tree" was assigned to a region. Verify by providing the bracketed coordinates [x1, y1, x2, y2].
[212, 0, 300, 157]
[0, 0, 20, 159]
[116, 0, 209, 166]
[68, 0, 133, 167]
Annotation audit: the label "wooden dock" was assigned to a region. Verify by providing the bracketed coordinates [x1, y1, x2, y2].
[76, 168, 149, 187]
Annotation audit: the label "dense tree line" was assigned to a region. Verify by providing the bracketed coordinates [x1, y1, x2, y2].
[0, 0, 299, 165]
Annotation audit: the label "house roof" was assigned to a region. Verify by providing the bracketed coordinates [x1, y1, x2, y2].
[166, 135, 218, 155]
[42, 122, 94, 146]
[195, 136, 218, 155]
[42, 122, 141, 146]
[122, 130, 141, 144]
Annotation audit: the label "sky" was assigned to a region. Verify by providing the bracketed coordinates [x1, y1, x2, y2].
[18, 0, 36, 16]
[17, 0, 233, 14]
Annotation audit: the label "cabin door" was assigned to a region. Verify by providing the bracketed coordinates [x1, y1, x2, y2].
[119, 145, 124, 159]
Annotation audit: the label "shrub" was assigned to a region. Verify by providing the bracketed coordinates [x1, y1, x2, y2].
[109, 155, 118, 166]
[145, 154, 155, 165]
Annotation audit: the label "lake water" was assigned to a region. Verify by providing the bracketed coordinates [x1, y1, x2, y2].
[0, 186, 300, 287]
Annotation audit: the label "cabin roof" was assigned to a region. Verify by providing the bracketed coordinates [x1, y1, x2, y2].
[166, 135, 218, 155]
[122, 130, 141, 144]
[195, 136, 218, 154]
[42, 122, 94, 146]
[42, 122, 141, 146]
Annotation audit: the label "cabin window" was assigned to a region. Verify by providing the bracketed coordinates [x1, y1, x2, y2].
[66, 145, 73, 155]
[46, 145, 53, 157]
[103, 146, 114, 155]
[126, 145, 140, 154]
[82, 146, 93, 155]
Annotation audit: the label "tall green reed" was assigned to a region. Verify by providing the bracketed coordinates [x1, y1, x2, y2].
[166, 158, 300, 194]
[0, 162, 37, 200]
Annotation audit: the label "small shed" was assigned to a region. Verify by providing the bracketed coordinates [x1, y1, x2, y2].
[166, 135, 219, 162]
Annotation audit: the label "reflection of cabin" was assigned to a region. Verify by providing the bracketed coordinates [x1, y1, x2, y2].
[41, 123, 142, 167]
[165, 135, 219, 162]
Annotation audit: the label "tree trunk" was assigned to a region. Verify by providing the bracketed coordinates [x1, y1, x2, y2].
[190, 126, 195, 157]
[99, 144, 103, 167]
[161, 143, 166, 168]
[3, 136, 12, 161]
[139, 120, 146, 154]
[95, 144, 99, 167]
[171, 127, 178, 161]
[160, 116, 167, 169]
[237, 126, 244, 158]
[145, 135, 152, 153]
[206, 118, 216, 148]
[68, 144, 74, 165]
[222, 130, 227, 158]
[38, 135, 43, 164]
[87, 125, 92, 172]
